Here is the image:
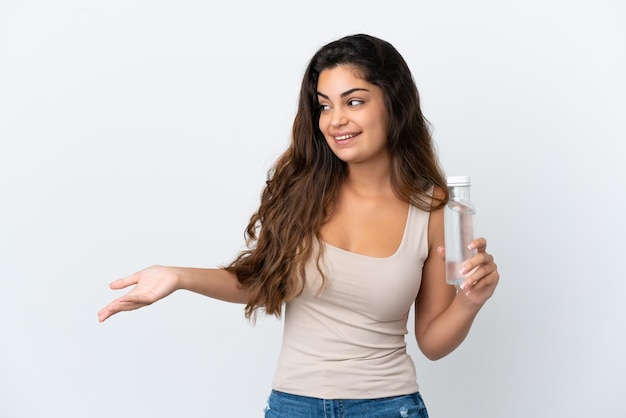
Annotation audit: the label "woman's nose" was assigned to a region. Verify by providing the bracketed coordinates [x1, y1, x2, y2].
[330, 108, 348, 127]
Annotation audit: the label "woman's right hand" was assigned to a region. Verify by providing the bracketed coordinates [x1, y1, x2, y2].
[98, 265, 180, 322]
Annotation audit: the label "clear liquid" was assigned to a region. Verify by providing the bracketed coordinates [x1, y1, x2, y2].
[444, 200, 476, 286]
[446, 260, 468, 287]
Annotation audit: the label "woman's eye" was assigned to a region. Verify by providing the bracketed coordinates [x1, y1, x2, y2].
[348, 99, 364, 106]
[319, 104, 331, 111]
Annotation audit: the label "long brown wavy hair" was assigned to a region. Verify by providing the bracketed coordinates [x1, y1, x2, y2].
[225, 34, 448, 320]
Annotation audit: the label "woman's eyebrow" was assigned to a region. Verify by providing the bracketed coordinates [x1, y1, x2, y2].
[316, 88, 370, 100]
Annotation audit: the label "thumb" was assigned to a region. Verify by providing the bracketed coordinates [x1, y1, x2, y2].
[437, 245, 445, 260]
[109, 274, 138, 290]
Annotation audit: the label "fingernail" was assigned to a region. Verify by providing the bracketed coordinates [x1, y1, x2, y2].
[468, 243, 476, 250]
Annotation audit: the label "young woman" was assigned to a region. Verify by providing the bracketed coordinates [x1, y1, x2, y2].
[98, 34, 499, 417]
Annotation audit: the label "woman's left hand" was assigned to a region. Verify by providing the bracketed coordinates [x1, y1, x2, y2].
[440, 237, 499, 307]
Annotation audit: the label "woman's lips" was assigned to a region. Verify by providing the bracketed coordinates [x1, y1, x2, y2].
[333, 132, 360, 145]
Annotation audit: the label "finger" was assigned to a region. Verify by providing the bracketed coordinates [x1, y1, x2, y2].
[98, 307, 121, 322]
[118, 293, 154, 306]
[462, 265, 499, 295]
[466, 272, 499, 296]
[468, 237, 487, 252]
[98, 298, 127, 321]
[459, 255, 495, 289]
[98, 304, 117, 322]
[109, 274, 139, 290]
[461, 251, 494, 276]
[97, 297, 145, 322]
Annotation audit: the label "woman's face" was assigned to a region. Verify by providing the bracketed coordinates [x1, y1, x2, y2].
[317, 65, 389, 167]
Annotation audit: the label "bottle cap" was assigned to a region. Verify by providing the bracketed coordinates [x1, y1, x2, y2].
[447, 175, 471, 186]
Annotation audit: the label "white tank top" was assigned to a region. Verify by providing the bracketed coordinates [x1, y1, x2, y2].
[272, 203, 430, 399]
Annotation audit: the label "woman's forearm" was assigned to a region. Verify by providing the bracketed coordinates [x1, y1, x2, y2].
[173, 267, 250, 304]
[416, 293, 482, 360]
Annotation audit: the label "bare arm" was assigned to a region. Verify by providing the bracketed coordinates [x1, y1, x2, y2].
[414, 191, 499, 360]
[176, 267, 249, 303]
[97, 265, 249, 322]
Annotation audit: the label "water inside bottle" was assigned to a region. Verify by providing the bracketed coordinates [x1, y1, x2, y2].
[445, 201, 476, 286]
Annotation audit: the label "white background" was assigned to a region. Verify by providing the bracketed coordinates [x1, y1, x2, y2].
[1, 1, 625, 417]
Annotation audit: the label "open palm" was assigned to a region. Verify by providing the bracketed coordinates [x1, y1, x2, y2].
[98, 265, 180, 322]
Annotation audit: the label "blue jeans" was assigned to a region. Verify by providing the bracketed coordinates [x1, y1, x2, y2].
[264, 390, 429, 418]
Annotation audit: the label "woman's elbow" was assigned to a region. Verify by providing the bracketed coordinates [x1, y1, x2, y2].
[416, 340, 453, 361]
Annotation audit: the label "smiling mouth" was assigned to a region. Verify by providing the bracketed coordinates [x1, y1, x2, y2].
[334, 133, 359, 141]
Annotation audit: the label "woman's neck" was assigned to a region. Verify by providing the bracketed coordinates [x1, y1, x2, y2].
[344, 160, 393, 197]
